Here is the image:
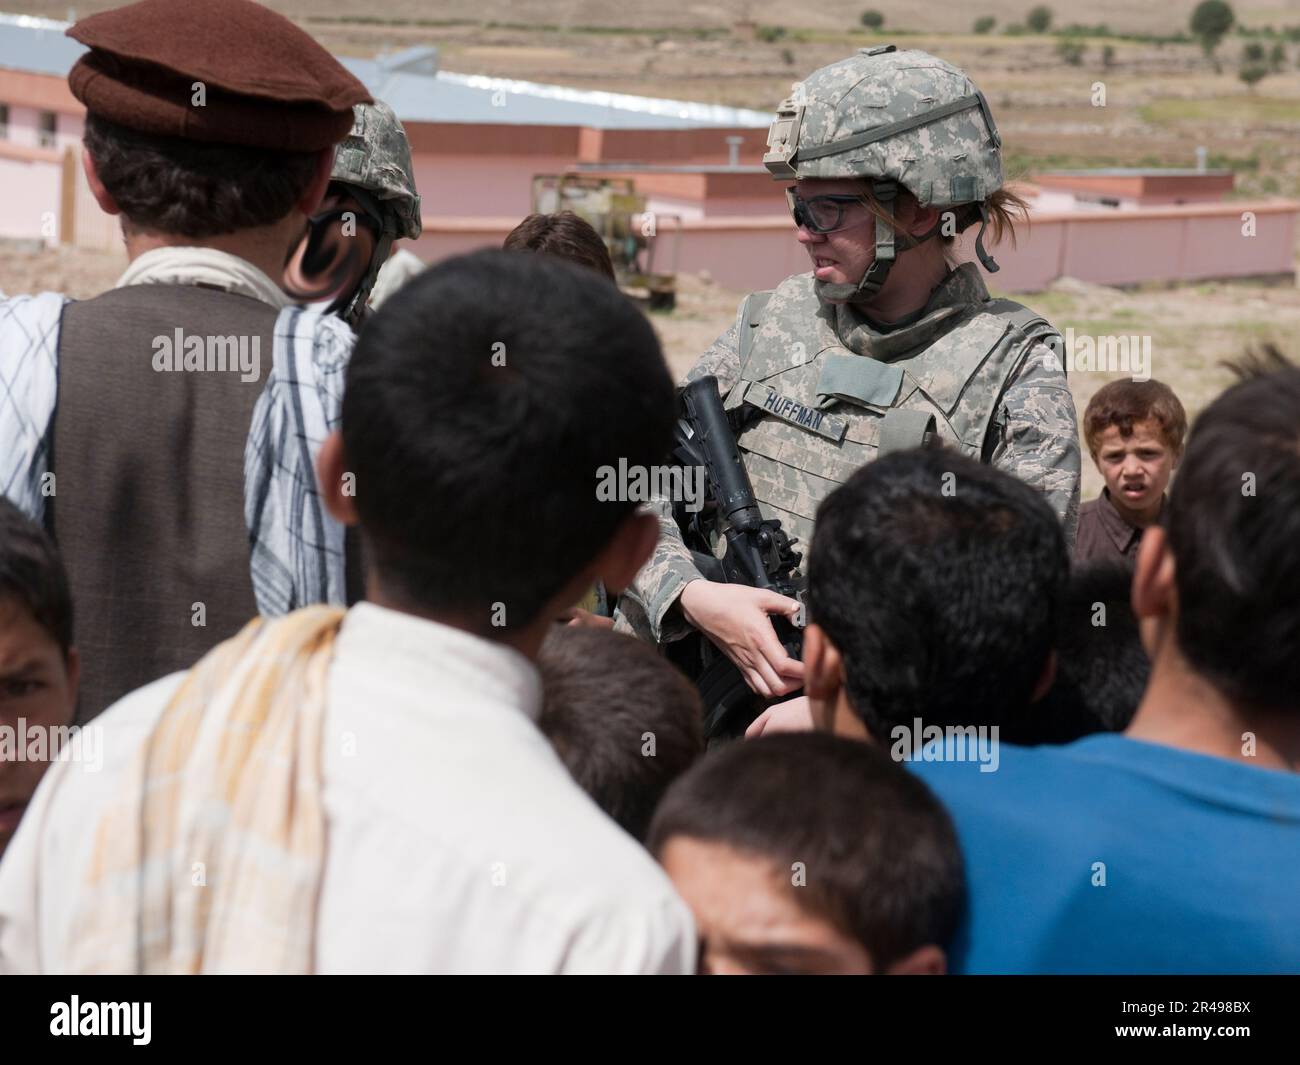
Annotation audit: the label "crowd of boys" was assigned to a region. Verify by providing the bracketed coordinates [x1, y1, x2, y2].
[0, 0, 1297, 975]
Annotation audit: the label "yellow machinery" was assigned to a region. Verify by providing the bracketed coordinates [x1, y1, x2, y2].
[531, 174, 679, 310]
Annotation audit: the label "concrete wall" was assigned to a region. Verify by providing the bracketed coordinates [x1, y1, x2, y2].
[0, 148, 61, 243]
[962, 201, 1298, 292]
[407, 201, 1298, 296]
[411, 154, 579, 218]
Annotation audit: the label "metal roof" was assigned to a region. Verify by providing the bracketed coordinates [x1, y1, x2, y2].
[342, 52, 770, 129]
[0, 13, 85, 77]
[0, 13, 770, 130]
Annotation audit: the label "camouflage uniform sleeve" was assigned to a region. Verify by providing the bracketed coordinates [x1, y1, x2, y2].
[989, 340, 1082, 547]
[612, 495, 705, 644]
[684, 321, 742, 392]
[614, 313, 746, 644]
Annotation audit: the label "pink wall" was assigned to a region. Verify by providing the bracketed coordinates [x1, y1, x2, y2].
[643, 194, 786, 221]
[406, 216, 803, 291]
[655, 220, 806, 289]
[406, 201, 1298, 296]
[958, 202, 1298, 292]
[411, 154, 578, 218]
[407, 219, 517, 261]
[0, 151, 62, 245]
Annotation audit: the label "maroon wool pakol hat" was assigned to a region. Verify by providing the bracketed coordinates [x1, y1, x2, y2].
[66, 0, 372, 152]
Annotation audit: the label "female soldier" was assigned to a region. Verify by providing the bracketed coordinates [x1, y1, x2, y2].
[619, 46, 1080, 699]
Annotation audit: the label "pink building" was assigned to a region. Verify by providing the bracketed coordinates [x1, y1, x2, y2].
[1031, 168, 1237, 210]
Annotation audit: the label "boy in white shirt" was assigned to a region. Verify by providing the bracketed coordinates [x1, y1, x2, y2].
[0, 250, 694, 975]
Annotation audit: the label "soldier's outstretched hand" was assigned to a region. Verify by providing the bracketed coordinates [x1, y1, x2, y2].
[678, 580, 805, 698]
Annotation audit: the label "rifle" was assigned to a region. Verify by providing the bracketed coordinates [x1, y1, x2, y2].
[667, 375, 805, 740]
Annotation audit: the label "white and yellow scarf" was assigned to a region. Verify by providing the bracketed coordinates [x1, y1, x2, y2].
[67, 606, 344, 974]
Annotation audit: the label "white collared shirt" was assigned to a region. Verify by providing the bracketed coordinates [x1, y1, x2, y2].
[0, 603, 696, 974]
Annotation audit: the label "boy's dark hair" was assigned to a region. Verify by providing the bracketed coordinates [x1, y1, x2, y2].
[807, 446, 1067, 743]
[1164, 345, 1300, 711]
[503, 211, 617, 282]
[0, 497, 74, 658]
[82, 112, 321, 237]
[343, 249, 674, 631]
[1083, 378, 1187, 457]
[538, 627, 703, 841]
[647, 732, 964, 969]
[1029, 561, 1148, 743]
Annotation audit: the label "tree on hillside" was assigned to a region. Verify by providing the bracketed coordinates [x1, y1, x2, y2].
[860, 10, 884, 29]
[1239, 60, 1269, 90]
[1239, 41, 1270, 90]
[974, 16, 996, 35]
[1191, 0, 1236, 71]
[1056, 37, 1085, 65]
[1027, 5, 1053, 33]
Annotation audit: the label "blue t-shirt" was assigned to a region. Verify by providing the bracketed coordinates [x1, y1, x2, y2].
[908, 733, 1300, 974]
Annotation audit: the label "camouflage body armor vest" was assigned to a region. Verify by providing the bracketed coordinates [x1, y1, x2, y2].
[719, 269, 1059, 556]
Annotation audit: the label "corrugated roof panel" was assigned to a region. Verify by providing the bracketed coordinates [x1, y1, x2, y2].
[0, 14, 769, 130]
[0, 13, 85, 76]
[353, 66, 768, 128]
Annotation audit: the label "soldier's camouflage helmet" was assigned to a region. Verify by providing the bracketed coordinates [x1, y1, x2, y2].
[331, 100, 422, 241]
[764, 46, 1004, 300]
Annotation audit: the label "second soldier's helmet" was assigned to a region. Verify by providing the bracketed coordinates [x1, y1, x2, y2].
[764, 46, 1004, 300]
[281, 99, 423, 328]
[331, 99, 423, 241]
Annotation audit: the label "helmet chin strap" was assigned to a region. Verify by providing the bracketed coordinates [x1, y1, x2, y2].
[814, 179, 898, 305]
[972, 202, 1000, 274]
[338, 230, 393, 329]
[335, 186, 397, 329]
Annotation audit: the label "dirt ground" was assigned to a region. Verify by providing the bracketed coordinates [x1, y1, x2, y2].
[8, 238, 1295, 502]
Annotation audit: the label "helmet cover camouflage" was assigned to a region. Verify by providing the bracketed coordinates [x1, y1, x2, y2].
[331, 100, 423, 239]
[764, 46, 1003, 209]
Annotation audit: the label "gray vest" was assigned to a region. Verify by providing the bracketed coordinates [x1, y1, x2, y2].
[721, 271, 1058, 555]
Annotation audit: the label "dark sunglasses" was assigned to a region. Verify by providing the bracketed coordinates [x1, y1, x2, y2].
[785, 189, 869, 234]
